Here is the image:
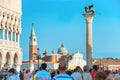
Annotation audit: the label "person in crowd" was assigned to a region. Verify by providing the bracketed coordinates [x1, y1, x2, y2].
[56, 70, 60, 75]
[28, 70, 32, 80]
[82, 65, 92, 80]
[94, 72, 107, 80]
[24, 70, 31, 80]
[19, 70, 24, 80]
[114, 69, 120, 80]
[7, 68, 19, 80]
[51, 70, 57, 79]
[98, 67, 104, 72]
[71, 66, 82, 80]
[79, 67, 83, 75]
[33, 70, 38, 80]
[105, 70, 115, 80]
[53, 62, 73, 80]
[66, 70, 73, 76]
[36, 63, 51, 80]
[115, 70, 118, 74]
[91, 65, 99, 80]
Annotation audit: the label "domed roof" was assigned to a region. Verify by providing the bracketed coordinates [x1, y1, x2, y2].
[58, 44, 68, 55]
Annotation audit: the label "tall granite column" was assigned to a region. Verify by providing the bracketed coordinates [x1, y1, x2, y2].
[83, 14, 95, 68]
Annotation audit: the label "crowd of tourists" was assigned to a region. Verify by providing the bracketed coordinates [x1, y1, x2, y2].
[0, 62, 120, 80]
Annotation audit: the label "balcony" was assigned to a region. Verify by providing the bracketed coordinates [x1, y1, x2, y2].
[0, 39, 19, 48]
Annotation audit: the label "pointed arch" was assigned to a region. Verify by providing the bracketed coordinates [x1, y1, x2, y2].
[5, 52, 11, 67]
[14, 53, 18, 66]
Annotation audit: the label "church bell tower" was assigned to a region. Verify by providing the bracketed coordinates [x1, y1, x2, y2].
[29, 24, 37, 61]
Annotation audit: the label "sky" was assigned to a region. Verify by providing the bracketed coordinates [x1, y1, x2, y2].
[21, 0, 120, 61]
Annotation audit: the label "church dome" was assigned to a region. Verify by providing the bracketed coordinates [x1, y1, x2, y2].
[58, 44, 68, 55]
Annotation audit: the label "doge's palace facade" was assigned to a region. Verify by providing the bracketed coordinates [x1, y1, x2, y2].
[0, 0, 22, 71]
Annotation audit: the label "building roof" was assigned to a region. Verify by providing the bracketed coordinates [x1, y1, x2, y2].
[42, 56, 52, 62]
[93, 58, 120, 66]
[31, 23, 36, 36]
[22, 60, 59, 64]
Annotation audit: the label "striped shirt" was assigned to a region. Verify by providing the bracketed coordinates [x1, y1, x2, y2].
[53, 74, 73, 80]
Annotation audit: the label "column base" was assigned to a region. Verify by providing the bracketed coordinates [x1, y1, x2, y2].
[0, 64, 4, 69]
[16, 65, 21, 72]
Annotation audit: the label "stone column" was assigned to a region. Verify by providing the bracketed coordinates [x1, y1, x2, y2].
[9, 64, 13, 68]
[6, 30, 9, 41]
[2, 29, 4, 40]
[9, 60, 13, 68]
[10, 32, 13, 41]
[16, 64, 21, 72]
[17, 34, 20, 47]
[83, 14, 95, 68]
[14, 32, 16, 42]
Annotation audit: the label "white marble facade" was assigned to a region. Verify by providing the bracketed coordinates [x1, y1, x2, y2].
[0, 0, 22, 71]
[68, 51, 86, 69]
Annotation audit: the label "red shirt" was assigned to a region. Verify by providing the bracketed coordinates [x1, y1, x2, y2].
[91, 72, 96, 80]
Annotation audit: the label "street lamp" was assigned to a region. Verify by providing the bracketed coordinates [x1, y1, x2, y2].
[37, 48, 40, 69]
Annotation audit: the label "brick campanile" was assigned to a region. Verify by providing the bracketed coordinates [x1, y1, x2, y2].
[29, 24, 37, 61]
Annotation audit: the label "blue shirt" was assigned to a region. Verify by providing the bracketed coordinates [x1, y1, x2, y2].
[53, 74, 73, 80]
[36, 70, 51, 80]
[8, 75, 19, 80]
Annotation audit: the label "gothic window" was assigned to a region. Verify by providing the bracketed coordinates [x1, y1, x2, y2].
[0, 29, 2, 39]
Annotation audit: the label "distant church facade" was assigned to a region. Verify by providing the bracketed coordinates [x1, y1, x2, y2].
[0, 0, 22, 71]
[22, 25, 86, 70]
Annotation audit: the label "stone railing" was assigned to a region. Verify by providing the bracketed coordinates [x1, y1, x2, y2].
[0, 40, 19, 48]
